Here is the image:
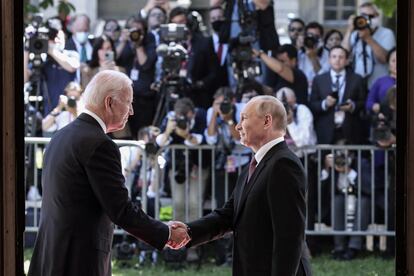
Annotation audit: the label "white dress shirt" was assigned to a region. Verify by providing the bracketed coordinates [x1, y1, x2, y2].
[254, 136, 285, 165]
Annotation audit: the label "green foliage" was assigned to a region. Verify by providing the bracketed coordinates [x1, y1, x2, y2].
[373, 0, 397, 18]
[24, 0, 76, 22]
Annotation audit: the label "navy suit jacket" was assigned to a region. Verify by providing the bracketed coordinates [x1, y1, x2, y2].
[28, 113, 169, 276]
[187, 142, 311, 276]
[310, 70, 366, 144]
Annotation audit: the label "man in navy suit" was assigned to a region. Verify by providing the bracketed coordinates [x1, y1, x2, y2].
[171, 95, 311, 275]
[310, 45, 366, 145]
[28, 70, 190, 276]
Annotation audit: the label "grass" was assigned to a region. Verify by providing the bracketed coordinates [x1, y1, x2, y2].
[24, 249, 394, 276]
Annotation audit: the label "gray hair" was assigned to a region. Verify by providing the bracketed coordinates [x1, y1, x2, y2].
[252, 95, 287, 131]
[82, 70, 132, 109]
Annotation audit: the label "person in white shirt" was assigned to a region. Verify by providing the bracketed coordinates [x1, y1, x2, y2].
[342, 2, 396, 88]
[276, 87, 317, 158]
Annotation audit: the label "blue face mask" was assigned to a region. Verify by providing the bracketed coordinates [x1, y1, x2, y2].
[75, 32, 89, 44]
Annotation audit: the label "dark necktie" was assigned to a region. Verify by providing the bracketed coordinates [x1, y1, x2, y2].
[247, 157, 257, 182]
[80, 44, 87, 63]
[335, 74, 341, 91]
[217, 43, 223, 64]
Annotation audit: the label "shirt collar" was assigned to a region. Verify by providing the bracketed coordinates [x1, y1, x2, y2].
[330, 69, 346, 80]
[254, 136, 285, 165]
[83, 109, 107, 133]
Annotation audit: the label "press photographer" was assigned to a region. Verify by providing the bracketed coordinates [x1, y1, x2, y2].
[342, 2, 395, 88]
[41, 82, 83, 136]
[24, 15, 80, 116]
[321, 151, 371, 260]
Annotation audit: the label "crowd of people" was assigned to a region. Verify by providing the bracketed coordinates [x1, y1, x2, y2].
[24, 0, 396, 266]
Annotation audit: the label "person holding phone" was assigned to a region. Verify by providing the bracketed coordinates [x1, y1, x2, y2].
[81, 35, 130, 138]
[80, 35, 125, 89]
[310, 45, 366, 145]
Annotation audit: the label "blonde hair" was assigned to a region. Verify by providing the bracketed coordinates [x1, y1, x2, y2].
[82, 70, 132, 109]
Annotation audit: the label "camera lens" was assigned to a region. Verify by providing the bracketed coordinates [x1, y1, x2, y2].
[129, 29, 142, 42]
[304, 34, 318, 49]
[220, 99, 232, 114]
[353, 15, 370, 30]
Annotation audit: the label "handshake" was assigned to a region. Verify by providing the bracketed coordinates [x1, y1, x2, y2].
[165, 221, 192, 249]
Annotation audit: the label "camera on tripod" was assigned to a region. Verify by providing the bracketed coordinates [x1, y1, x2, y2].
[25, 14, 61, 68]
[229, 5, 261, 83]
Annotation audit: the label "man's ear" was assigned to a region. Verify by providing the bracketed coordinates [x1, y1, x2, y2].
[104, 96, 112, 110]
[264, 114, 272, 129]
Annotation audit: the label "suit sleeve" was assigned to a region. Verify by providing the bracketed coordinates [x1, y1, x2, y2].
[186, 193, 234, 247]
[310, 77, 326, 114]
[267, 157, 306, 276]
[85, 139, 169, 250]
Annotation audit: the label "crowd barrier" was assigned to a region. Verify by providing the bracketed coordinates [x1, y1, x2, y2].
[24, 137, 396, 240]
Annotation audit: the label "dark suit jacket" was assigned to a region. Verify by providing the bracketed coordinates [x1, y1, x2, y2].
[187, 141, 311, 276]
[310, 70, 366, 144]
[187, 33, 220, 109]
[28, 113, 169, 276]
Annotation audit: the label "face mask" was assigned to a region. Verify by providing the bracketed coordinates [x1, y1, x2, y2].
[211, 20, 224, 33]
[75, 32, 88, 44]
[370, 17, 381, 29]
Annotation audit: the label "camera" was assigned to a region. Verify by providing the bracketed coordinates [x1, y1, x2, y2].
[129, 28, 143, 43]
[353, 15, 371, 30]
[114, 241, 136, 261]
[220, 96, 233, 115]
[303, 33, 319, 49]
[175, 114, 188, 130]
[159, 23, 188, 43]
[229, 6, 261, 84]
[371, 115, 392, 143]
[25, 15, 62, 63]
[156, 42, 188, 76]
[60, 95, 77, 108]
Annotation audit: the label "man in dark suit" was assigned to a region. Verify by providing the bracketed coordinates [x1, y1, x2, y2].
[310, 45, 366, 145]
[28, 70, 190, 276]
[171, 95, 311, 275]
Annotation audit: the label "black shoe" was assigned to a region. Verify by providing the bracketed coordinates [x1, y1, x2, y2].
[340, 248, 358, 261]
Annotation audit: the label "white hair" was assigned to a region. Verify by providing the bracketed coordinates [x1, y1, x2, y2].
[251, 95, 287, 131]
[82, 70, 132, 109]
[275, 87, 296, 102]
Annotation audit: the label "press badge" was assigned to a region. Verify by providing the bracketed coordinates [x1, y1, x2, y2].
[225, 155, 236, 173]
[130, 69, 139, 81]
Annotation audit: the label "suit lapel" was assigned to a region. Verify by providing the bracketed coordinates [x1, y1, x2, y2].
[233, 142, 287, 225]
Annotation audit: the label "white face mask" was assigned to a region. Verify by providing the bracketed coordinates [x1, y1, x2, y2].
[74, 32, 89, 44]
[370, 17, 381, 29]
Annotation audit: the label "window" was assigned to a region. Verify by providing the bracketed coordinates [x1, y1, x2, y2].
[324, 0, 356, 23]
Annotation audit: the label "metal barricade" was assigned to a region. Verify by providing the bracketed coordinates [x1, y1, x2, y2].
[24, 138, 395, 240]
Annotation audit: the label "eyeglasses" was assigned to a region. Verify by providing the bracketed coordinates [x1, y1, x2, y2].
[361, 13, 377, 19]
[289, 27, 303, 33]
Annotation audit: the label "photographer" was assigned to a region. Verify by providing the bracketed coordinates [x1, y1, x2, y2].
[41, 82, 83, 135]
[275, 87, 316, 158]
[24, 17, 80, 116]
[342, 2, 396, 88]
[297, 22, 326, 89]
[120, 16, 158, 137]
[321, 151, 371, 260]
[288, 18, 305, 50]
[255, 44, 309, 106]
[310, 46, 366, 145]
[204, 87, 249, 265]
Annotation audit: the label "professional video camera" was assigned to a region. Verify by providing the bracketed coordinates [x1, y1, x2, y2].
[25, 14, 61, 68]
[229, 2, 261, 93]
[153, 24, 191, 127]
[353, 15, 372, 30]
